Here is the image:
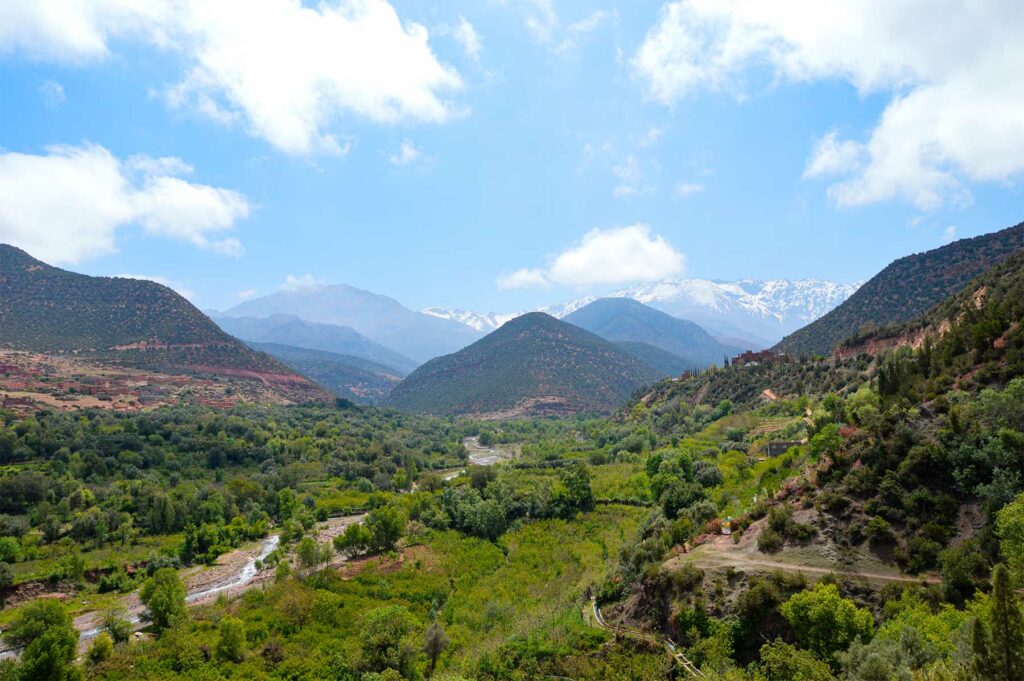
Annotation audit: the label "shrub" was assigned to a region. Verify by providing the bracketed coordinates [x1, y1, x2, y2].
[758, 528, 784, 553]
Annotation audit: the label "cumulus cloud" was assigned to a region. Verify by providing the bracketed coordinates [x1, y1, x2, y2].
[500, 224, 685, 289]
[389, 140, 423, 166]
[115, 274, 195, 300]
[803, 131, 864, 179]
[0, 0, 463, 156]
[236, 288, 258, 300]
[632, 0, 1024, 210]
[0, 143, 249, 264]
[942, 225, 957, 243]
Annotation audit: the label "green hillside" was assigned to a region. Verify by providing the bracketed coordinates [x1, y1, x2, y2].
[385, 312, 661, 416]
[774, 220, 1024, 356]
[0, 244, 323, 399]
[564, 297, 740, 367]
[614, 340, 693, 376]
[247, 341, 402, 405]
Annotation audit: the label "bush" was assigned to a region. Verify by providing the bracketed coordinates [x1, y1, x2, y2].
[88, 632, 114, 665]
[758, 528, 784, 553]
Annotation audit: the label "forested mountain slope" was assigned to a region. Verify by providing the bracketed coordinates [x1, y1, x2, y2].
[0, 244, 327, 403]
[246, 341, 402, 405]
[564, 298, 741, 368]
[775, 220, 1024, 356]
[386, 312, 661, 417]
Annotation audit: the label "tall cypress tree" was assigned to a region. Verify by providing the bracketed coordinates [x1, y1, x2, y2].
[972, 564, 1024, 681]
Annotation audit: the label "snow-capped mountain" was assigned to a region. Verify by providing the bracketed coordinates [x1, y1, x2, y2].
[421, 308, 520, 333]
[425, 278, 861, 347]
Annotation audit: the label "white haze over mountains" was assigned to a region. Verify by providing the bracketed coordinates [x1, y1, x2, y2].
[425, 278, 862, 348]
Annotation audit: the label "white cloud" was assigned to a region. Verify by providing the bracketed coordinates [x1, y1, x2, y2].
[282, 273, 323, 291]
[39, 79, 65, 108]
[803, 131, 864, 178]
[523, 0, 558, 42]
[556, 9, 614, 52]
[389, 140, 423, 166]
[632, 0, 1024, 210]
[497, 268, 549, 290]
[674, 182, 704, 197]
[115, 274, 195, 300]
[0, 0, 464, 156]
[236, 288, 258, 300]
[640, 126, 665, 148]
[0, 143, 249, 264]
[942, 225, 957, 243]
[451, 16, 482, 61]
[613, 155, 649, 197]
[501, 224, 686, 289]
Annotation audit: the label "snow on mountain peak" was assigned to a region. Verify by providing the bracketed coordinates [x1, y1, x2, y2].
[425, 278, 861, 343]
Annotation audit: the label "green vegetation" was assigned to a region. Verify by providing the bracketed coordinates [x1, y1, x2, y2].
[247, 341, 402, 405]
[776, 219, 1024, 355]
[386, 312, 661, 416]
[563, 297, 736, 368]
[4, 238, 1024, 680]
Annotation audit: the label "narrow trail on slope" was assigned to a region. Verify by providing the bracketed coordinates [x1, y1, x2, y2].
[680, 546, 940, 584]
[587, 598, 706, 678]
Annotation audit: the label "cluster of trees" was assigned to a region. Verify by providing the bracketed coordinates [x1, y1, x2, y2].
[0, 403, 473, 593]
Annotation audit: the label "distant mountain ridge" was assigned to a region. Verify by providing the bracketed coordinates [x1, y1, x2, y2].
[424, 278, 860, 346]
[385, 312, 661, 417]
[0, 244, 327, 403]
[223, 284, 481, 362]
[246, 342, 401, 405]
[563, 298, 741, 369]
[212, 314, 417, 374]
[775, 220, 1024, 356]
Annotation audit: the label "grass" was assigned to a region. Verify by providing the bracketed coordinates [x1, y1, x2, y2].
[9, 533, 182, 584]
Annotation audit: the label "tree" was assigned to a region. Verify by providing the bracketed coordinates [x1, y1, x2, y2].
[972, 564, 1024, 681]
[334, 523, 372, 559]
[366, 506, 404, 552]
[216, 616, 246, 663]
[559, 461, 594, 514]
[102, 607, 132, 644]
[753, 639, 835, 681]
[140, 567, 186, 633]
[661, 480, 706, 520]
[780, 583, 874, 662]
[296, 537, 321, 572]
[423, 621, 449, 674]
[2, 599, 79, 681]
[360, 605, 418, 677]
[939, 539, 990, 606]
[87, 632, 114, 665]
[996, 492, 1024, 588]
[0, 562, 12, 607]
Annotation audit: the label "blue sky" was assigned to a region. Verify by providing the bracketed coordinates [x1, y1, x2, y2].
[1, 0, 1022, 313]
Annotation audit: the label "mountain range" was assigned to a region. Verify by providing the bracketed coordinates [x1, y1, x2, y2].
[423, 278, 861, 348]
[245, 342, 402, 405]
[223, 284, 482, 362]
[562, 298, 742, 369]
[385, 313, 661, 417]
[776, 220, 1024, 356]
[211, 313, 417, 375]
